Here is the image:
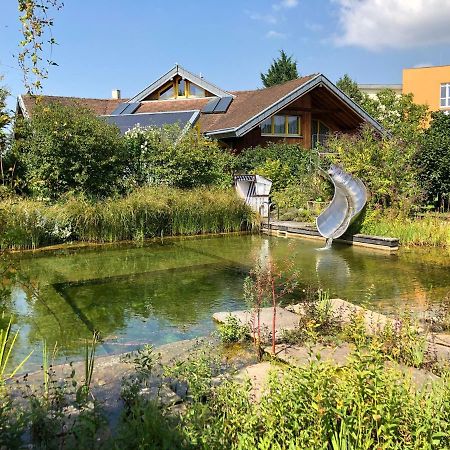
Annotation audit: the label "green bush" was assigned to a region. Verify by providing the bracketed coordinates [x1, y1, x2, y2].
[236, 142, 312, 191]
[325, 125, 422, 212]
[218, 315, 249, 344]
[15, 103, 127, 199]
[418, 111, 450, 208]
[124, 125, 234, 189]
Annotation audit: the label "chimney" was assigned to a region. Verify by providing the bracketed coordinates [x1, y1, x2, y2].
[112, 89, 121, 100]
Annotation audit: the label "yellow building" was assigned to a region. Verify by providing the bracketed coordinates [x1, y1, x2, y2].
[402, 65, 450, 115]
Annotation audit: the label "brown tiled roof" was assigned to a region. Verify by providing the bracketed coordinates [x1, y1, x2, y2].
[199, 75, 317, 133]
[19, 75, 318, 133]
[136, 98, 210, 113]
[20, 95, 129, 117]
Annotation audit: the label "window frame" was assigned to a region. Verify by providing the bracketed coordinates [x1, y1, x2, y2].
[260, 114, 302, 137]
[440, 82, 450, 109]
[158, 79, 207, 100]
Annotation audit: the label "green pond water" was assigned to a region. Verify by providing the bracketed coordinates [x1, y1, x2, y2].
[2, 234, 450, 371]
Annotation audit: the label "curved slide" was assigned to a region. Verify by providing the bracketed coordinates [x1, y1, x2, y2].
[316, 165, 367, 240]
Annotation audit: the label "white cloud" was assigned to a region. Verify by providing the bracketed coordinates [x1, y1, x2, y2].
[413, 62, 433, 68]
[273, 0, 299, 11]
[334, 0, 450, 51]
[246, 10, 278, 24]
[266, 30, 287, 39]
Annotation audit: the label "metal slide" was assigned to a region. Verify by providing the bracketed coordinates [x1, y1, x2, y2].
[316, 165, 367, 240]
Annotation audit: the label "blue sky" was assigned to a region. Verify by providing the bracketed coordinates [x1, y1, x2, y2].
[1, 0, 450, 109]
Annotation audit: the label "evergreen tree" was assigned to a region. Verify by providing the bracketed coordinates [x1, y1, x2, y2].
[336, 74, 365, 104]
[261, 50, 299, 88]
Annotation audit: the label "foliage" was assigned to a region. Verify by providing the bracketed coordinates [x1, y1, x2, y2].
[17, 0, 63, 93]
[336, 73, 367, 105]
[260, 50, 299, 88]
[367, 89, 429, 143]
[336, 73, 429, 143]
[16, 103, 128, 199]
[177, 348, 450, 449]
[124, 124, 234, 189]
[325, 125, 422, 211]
[218, 315, 249, 344]
[418, 111, 450, 207]
[360, 210, 450, 247]
[236, 142, 311, 189]
[0, 187, 255, 249]
[0, 78, 11, 162]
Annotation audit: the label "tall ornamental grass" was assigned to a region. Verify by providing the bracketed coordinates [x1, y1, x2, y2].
[361, 211, 450, 247]
[0, 187, 256, 250]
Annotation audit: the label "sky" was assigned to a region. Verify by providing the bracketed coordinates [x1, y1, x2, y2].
[1, 0, 450, 110]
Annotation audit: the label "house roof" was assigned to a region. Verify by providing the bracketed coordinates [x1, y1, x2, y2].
[129, 64, 232, 102]
[18, 94, 128, 119]
[17, 69, 385, 137]
[199, 75, 318, 134]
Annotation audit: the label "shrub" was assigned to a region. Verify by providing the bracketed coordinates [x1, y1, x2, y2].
[123, 125, 234, 190]
[325, 125, 422, 212]
[418, 111, 450, 208]
[236, 142, 312, 191]
[16, 103, 127, 199]
[218, 315, 249, 344]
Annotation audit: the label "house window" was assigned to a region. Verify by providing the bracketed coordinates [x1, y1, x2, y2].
[159, 84, 175, 100]
[311, 120, 331, 147]
[158, 79, 206, 99]
[188, 82, 205, 98]
[440, 83, 450, 108]
[178, 79, 186, 97]
[260, 115, 301, 136]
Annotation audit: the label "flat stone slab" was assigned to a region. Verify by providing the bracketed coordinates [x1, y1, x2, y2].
[267, 343, 352, 367]
[287, 298, 404, 335]
[235, 362, 279, 402]
[213, 307, 300, 342]
[267, 343, 439, 388]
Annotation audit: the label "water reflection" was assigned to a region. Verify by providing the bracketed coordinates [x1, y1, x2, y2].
[1, 234, 449, 370]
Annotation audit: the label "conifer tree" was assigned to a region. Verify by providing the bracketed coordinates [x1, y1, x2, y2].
[261, 50, 299, 88]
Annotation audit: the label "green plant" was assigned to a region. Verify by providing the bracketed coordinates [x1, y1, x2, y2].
[16, 102, 128, 199]
[218, 315, 249, 344]
[418, 111, 450, 209]
[0, 315, 33, 385]
[0, 187, 255, 249]
[261, 50, 299, 88]
[123, 124, 234, 190]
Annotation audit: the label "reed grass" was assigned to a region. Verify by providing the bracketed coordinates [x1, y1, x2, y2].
[0, 187, 256, 250]
[361, 213, 450, 247]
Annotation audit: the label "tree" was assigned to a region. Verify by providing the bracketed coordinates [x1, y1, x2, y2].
[0, 78, 12, 187]
[418, 111, 450, 208]
[336, 74, 366, 105]
[17, 0, 63, 93]
[336, 74, 429, 143]
[261, 50, 299, 88]
[16, 103, 128, 199]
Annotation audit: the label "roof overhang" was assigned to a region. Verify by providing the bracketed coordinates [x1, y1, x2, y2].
[16, 95, 30, 119]
[129, 65, 233, 103]
[205, 74, 386, 139]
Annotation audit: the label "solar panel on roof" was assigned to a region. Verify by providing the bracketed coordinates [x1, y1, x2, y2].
[212, 96, 233, 113]
[201, 97, 220, 113]
[110, 102, 129, 115]
[104, 111, 198, 134]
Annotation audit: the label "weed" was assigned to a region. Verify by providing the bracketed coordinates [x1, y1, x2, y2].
[218, 315, 249, 344]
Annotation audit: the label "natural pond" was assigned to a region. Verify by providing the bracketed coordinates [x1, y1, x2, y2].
[2, 234, 450, 370]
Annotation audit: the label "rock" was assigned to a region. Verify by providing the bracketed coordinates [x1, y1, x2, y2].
[235, 362, 280, 402]
[267, 343, 352, 367]
[213, 307, 300, 343]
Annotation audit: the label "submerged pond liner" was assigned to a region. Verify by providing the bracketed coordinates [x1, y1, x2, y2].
[2, 234, 449, 371]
